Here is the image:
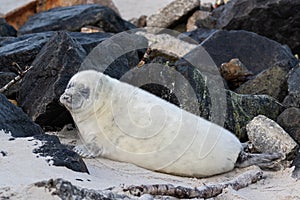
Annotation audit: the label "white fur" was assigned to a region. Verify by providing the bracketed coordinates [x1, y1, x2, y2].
[60, 70, 242, 177]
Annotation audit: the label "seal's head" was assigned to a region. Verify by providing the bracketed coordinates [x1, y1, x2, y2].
[60, 70, 103, 113]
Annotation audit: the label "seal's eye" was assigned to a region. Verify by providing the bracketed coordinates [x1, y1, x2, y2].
[80, 88, 90, 99]
[67, 82, 75, 89]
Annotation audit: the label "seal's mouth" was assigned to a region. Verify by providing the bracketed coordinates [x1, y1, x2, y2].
[60, 93, 72, 108]
[60, 93, 84, 111]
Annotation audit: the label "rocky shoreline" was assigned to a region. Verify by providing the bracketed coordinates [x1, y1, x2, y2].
[0, 0, 300, 199]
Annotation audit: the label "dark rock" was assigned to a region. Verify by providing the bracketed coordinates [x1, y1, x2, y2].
[226, 91, 284, 141]
[33, 134, 88, 173]
[69, 31, 113, 54]
[246, 115, 298, 159]
[0, 72, 19, 98]
[18, 4, 135, 35]
[18, 31, 86, 130]
[147, 0, 200, 29]
[181, 28, 217, 44]
[199, 0, 300, 55]
[283, 65, 300, 108]
[35, 178, 131, 199]
[292, 153, 300, 179]
[0, 18, 17, 37]
[36, 0, 121, 17]
[201, 30, 298, 75]
[277, 107, 300, 144]
[0, 93, 43, 137]
[235, 65, 289, 101]
[0, 32, 55, 73]
[80, 31, 148, 79]
[0, 31, 112, 74]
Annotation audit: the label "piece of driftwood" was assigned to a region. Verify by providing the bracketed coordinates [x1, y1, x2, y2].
[35, 178, 131, 200]
[124, 170, 263, 199]
[0, 64, 33, 93]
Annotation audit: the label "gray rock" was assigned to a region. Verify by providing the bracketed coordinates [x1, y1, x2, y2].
[246, 115, 298, 159]
[18, 31, 86, 130]
[0, 18, 17, 37]
[0, 93, 43, 137]
[201, 30, 298, 75]
[19, 4, 135, 35]
[186, 10, 211, 32]
[235, 65, 289, 101]
[136, 31, 197, 58]
[147, 0, 200, 28]
[198, 0, 300, 55]
[283, 65, 300, 108]
[277, 107, 300, 144]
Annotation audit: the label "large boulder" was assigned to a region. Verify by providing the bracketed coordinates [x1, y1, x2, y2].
[0, 32, 54, 73]
[198, 0, 300, 55]
[235, 65, 289, 101]
[147, 0, 200, 29]
[18, 31, 86, 129]
[18, 4, 135, 35]
[80, 31, 148, 79]
[201, 30, 298, 75]
[0, 93, 43, 137]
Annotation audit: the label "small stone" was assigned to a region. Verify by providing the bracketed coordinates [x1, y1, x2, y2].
[277, 107, 300, 144]
[186, 10, 211, 32]
[33, 134, 89, 173]
[220, 58, 253, 88]
[129, 15, 147, 28]
[246, 115, 298, 159]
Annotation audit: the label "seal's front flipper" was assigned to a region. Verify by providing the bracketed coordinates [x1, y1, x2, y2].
[73, 143, 102, 158]
[235, 151, 283, 170]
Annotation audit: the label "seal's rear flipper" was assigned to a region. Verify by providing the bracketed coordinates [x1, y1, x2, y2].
[235, 151, 283, 170]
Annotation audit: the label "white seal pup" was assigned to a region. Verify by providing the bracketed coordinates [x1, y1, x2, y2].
[60, 70, 281, 177]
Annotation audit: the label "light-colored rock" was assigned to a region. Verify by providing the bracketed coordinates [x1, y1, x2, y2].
[136, 31, 197, 58]
[147, 0, 200, 28]
[186, 10, 211, 32]
[246, 115, 298, 157]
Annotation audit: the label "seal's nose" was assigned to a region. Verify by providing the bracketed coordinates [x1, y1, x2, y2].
[60, 94, 71, 104]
